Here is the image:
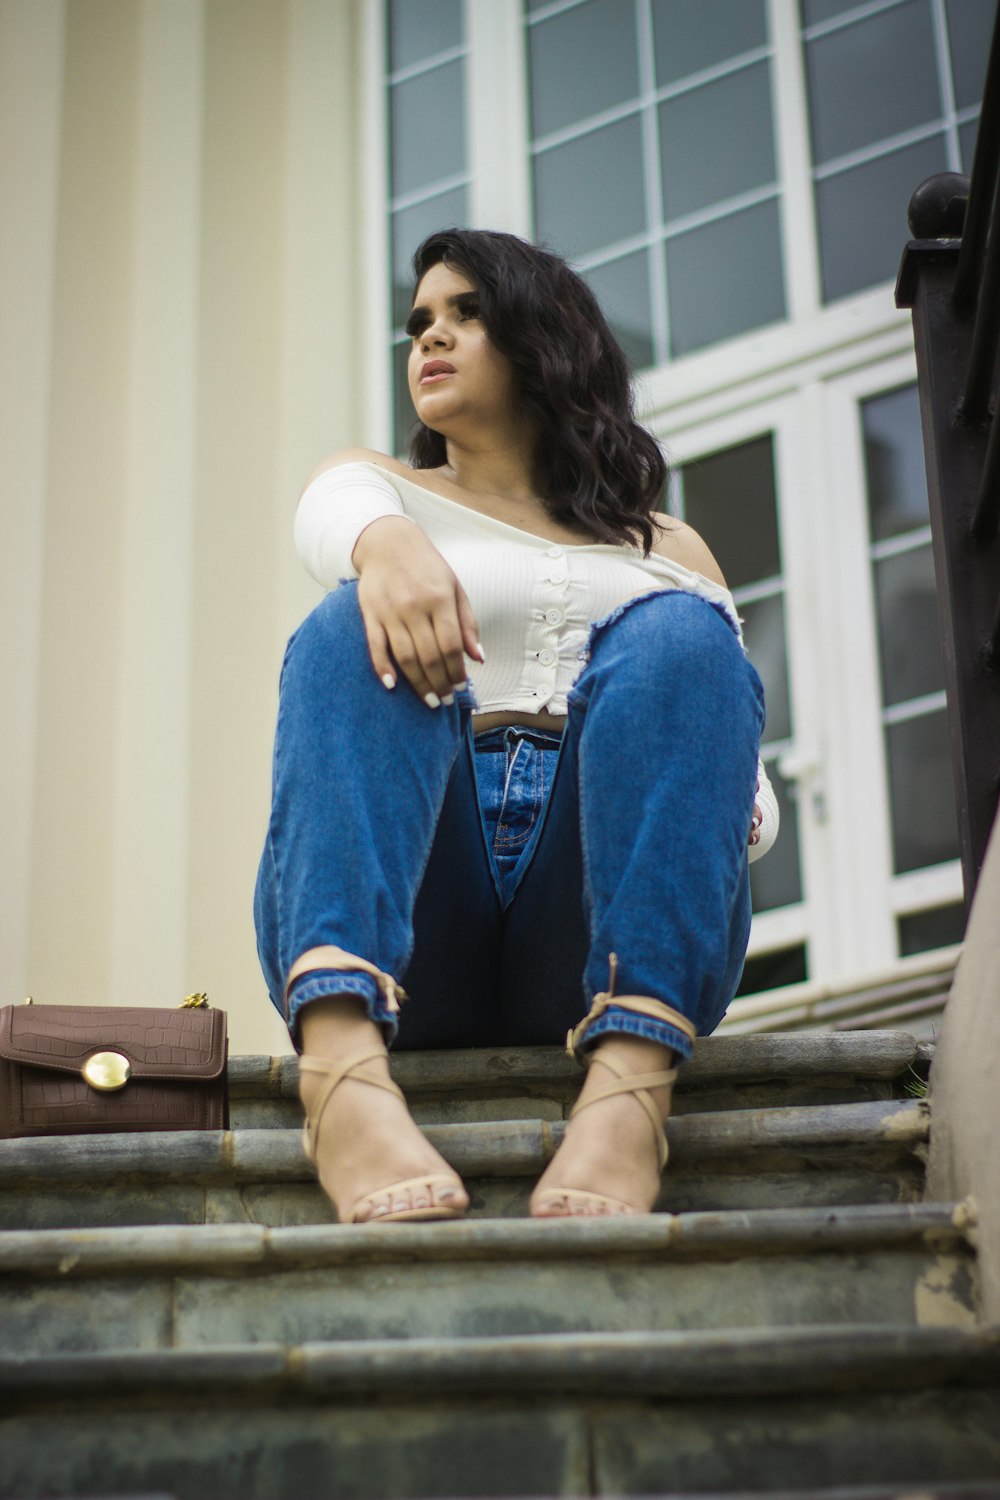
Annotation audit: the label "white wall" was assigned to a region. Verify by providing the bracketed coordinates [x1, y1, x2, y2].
[0, 0, 369, 1054]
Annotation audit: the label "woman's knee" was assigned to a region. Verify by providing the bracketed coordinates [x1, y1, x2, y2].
[282, 584, 370, 686]
[586, 590, 745, 689]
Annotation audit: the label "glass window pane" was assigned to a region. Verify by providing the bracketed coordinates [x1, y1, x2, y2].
[681, 436, 780, 590]
[946, 0, 995, 109]
[393, 339, 415, 457]
[874, 545, 946, 707]
[584, 251, 654, 370]
[534, 116, 646, 260]
[391, 187, 468, 326]
[885, 710, 959, 873]
[528, 0, 638, 139]
[652, 0, 767, 86]
[804, 0, 940, 165]
[389, 0, 462, 73]
[960, 118, 980, 174]
[862, 385, 929, 543]
[667, 197, 785, 355]
[391, 60, 465, 199]
[898, 902, 965, 955]
[750, 761, 803, 911]
[741, 594, 792, 743]
[800, 0, 854, 26]
[815, 134, 948, 302]
[736, 943, 808, 996]
[659, 61, 776, 222]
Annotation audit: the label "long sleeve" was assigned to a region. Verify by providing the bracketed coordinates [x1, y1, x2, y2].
[749, 756, 779, 863]
[294, 462, 415, 590]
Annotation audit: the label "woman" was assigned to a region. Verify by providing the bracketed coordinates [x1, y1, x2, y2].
[254, 229, 776, 1227]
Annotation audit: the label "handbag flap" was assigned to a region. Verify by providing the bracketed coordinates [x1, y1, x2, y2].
[0, 1004, 227, 1081]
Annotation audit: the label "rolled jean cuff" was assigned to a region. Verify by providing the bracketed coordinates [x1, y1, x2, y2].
[582, 1005, 695, 1063]
[286, 970, 400, 1047]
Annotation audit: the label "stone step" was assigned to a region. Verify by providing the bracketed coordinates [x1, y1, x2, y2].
[0, 1203, 977, 1357]
[1, 1325, 998, 1499]
[0, 1098, 930, 1229]
[229, 1031, 930, 1129]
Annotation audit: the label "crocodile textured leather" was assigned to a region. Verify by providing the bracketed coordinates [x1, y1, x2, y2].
[0, 1004, 228, 1137]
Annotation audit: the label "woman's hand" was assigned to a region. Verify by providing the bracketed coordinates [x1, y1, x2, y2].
[749, 783, 762, 848]
[353, 516, 483, 706]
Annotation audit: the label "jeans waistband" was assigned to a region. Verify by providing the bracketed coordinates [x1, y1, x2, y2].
[473, 724, 565, 754]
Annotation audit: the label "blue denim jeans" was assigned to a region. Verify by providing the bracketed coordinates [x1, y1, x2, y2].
[254, 582, 765, 1062]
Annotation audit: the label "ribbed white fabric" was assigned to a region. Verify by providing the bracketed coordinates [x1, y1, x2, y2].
[295, 461, 778, 860]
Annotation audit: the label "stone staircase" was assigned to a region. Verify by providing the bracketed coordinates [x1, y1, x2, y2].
[1, 1031, 999, 1499]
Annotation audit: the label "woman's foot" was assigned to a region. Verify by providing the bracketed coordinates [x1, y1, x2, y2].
[530, 1036, 676, 1218]
[298, 996, 469, 1224]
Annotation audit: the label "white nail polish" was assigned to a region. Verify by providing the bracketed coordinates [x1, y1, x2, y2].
[381, 673, 395, 690]
[455, 680, 468, 691]
[475, 642, 487, 663]
[424, 692, 441, 709]
[441, 693, 454, 706]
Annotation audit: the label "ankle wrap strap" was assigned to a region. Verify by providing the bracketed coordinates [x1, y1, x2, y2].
[285, 945, 408, 1016]
[567, 953, 698, 1062]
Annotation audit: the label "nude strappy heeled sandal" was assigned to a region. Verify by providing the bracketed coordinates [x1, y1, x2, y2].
[299, 1047, 467, 1224]
[532, 954, 696, 1217]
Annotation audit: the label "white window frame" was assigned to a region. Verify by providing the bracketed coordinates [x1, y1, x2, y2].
[821, 351, 963, 939]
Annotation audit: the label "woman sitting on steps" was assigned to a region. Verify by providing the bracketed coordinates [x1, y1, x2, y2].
[254, 227, 777, 1226]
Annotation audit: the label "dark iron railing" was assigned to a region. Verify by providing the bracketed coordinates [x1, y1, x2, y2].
[895, 0, 1000, 909]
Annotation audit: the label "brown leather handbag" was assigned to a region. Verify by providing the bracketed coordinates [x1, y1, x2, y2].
[0, 995, 228, 1138]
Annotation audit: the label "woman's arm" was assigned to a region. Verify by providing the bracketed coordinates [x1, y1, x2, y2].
[295, 454, 481, 707]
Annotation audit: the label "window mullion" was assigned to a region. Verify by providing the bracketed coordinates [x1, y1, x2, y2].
[768, 0, 821, 321]
[466, 0, 532, 235]
[636, 0, 669, 363]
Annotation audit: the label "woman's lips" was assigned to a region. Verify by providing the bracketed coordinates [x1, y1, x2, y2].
[420, 361, 456, 385]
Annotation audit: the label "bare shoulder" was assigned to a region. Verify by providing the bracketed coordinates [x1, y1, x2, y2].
[302, 447, 408, 491]
[650, 513, 727, 587]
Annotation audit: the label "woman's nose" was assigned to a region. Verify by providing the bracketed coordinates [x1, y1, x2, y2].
[421, 319, 452, 350]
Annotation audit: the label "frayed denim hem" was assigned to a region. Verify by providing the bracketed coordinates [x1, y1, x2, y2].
[285, 971, 399, 1049]
[574, 584, 744, 682]
[582, 1007, 695, 1063]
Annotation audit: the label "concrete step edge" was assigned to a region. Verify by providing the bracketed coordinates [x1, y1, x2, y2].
[229, 1031, 926, 1100]
[0, 1099, 930, 1185]
[2, 1324, 998, 1403]
[633, 1488, 1000, 1500]
[0, 1201, 971, 1278]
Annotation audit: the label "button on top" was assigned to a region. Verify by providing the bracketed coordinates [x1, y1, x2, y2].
[538, 648, 556, 666]
[546, 546, 564, 558]
[549, 572, 567, 584]
[545, 608, 563, 625]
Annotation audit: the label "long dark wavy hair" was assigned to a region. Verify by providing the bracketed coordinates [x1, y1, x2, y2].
[407, 229, 667, 553]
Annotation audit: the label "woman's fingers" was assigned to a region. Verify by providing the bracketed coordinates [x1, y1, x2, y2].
[358, 565, 480, 706]
[383, 619, 443, 705]
[455, 584, 485, 666]
[363, 615, 397, 690]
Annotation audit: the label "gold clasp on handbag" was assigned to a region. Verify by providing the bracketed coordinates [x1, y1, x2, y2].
[179, 992, 209, 1009]
[82, 1051, 132, 1092]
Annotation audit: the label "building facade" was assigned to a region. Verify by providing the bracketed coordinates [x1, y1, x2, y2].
[1, 0, 989, 1052]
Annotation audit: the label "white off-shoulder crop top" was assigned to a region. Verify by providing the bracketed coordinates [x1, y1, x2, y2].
[295, 461, 778, 858]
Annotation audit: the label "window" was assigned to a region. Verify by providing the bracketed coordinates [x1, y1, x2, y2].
[861, 384, 959, 877]
[526, 0, 785, 361]
[385, 0, 469, 454]
[802, 0, 993, 301]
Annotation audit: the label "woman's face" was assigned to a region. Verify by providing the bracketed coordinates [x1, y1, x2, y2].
[406, 261, 517, 439]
